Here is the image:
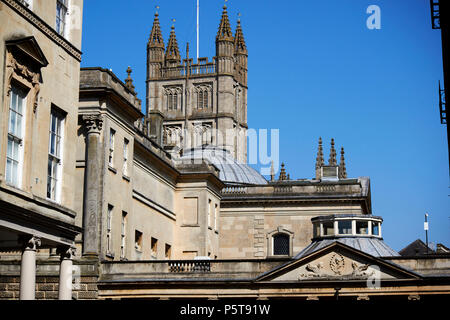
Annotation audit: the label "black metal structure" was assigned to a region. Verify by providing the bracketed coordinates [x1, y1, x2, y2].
[431, 0, 450, 174]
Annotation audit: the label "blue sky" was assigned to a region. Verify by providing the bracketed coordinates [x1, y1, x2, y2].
[81, 0, 449, 251]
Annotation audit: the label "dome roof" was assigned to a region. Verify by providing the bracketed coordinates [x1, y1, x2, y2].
[180, 147, 268, 185]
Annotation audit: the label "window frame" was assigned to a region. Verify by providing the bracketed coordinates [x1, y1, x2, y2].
[120, 211, 127, 260]
[214, 203, 218, 231]
[56, 0, 69, 37]
[106, 204, 114, 257]
[267, 227, 294, 258]
[337, 220, 353, 235]
[197, 87, 209, 109]
[18, 0, 33, 9]
[123, 138, 129, 176]
[6, 85, 27, 189]
[151, 237, 158, 258]
[272, 233, 290, 256]
[165, 243, 172, 259]
[108, 128, 115, 167]
[135, 230, 143, 252]
[47, 107, 65, 202]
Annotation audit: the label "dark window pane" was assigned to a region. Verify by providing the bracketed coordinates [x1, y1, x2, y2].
[273, 233, 289, 255]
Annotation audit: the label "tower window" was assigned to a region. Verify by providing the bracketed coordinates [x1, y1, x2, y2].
[198, 90, 208, 109]
[273, 233, 290, 256]
[165, 87, 182, 111]
[197, 88, 209, 109]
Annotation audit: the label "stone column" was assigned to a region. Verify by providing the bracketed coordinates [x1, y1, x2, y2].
[81, 114, 103, 256]
[58, 247, 75, 300]
[19, 236, 41, 300]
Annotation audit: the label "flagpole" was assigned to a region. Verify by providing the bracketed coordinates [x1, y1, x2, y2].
[197, 0, 199, 62]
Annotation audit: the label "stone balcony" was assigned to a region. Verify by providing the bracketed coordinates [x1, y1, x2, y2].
[99, 258, 290, 282]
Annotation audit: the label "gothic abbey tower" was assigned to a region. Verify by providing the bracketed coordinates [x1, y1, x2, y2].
[146, 5, 248, 163]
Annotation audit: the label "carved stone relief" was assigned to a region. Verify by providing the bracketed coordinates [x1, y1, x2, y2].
[298, 253, 377, 280]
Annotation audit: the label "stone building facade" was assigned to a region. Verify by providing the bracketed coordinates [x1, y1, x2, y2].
[1, 2, 449, 301]
[0, 0, 83, 299]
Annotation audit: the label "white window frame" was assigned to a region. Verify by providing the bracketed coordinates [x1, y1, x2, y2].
[106, 204, 113, 256]
[120, 211, 127, 259]
[108, 129, 115, 167]
[6, 86, 27, 189]
[214, 203, 218, 231]
[47, 107, 65, 202]
[123, 138, 129, 176]
[208, 199, 212, 228]
[56, 0, 69, 37]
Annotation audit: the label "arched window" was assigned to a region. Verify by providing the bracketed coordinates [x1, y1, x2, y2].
[165, 87, 182, 111]
[196, 85, 211, 109]
[168, 92, 178, 110]
[273, 233, 290, 256]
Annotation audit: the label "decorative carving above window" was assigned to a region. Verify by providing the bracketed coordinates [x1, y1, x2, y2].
[5, 36, 48, 113]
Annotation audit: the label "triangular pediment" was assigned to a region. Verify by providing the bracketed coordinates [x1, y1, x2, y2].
[257, 242, 420, 282]
[6, 36, 48, 68]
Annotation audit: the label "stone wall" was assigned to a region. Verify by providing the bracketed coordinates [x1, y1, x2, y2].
[0, 258, 99, 300]
[0, 275, 98, 300]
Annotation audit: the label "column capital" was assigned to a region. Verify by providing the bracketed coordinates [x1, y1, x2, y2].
[57, 246, 76, 260]
[82, 114, 103, 134]
[20, 235, 41, 251]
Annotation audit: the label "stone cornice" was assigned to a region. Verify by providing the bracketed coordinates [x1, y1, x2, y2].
[2, 0, 82, 62]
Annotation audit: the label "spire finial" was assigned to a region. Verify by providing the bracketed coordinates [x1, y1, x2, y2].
[166, 19, 181, 63]
[234, 13, 247, 54]
[186, 42, 190, 60]
[125, 66, 135, 93]
[329, 138, 337, 166]
[149, 9, 164, 49]
[315, 137, 324, 180]
[279, 163, 288, 181]
[217, 1, 233, 41]
[270, 160, 275, 182]
[339, 147, 347, 179]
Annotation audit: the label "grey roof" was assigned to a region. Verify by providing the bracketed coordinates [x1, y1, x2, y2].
[294, 237, 400, 258]
[180, 147, 268, 185]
